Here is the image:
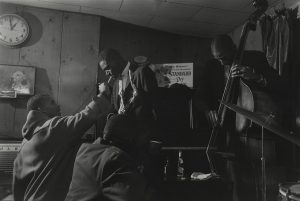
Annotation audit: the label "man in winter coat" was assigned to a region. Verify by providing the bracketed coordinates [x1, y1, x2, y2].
[13, 86, 113, 201]
[65, 114, 163, 201]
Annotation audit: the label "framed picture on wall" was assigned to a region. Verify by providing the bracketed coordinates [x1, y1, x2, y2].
[0, 64, 36, 98]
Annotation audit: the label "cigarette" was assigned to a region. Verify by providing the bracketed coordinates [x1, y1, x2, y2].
[97, 76, 113, 87]
[107, 76, 113, 83]
[107, 76, 115, 85]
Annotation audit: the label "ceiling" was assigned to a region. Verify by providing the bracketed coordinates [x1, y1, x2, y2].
[0, 0, 281, 37]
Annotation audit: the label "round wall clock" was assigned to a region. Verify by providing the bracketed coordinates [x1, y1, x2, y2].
[0, 14, 30, 47]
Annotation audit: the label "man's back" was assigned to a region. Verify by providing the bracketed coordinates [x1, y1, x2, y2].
[14, 133, 81, 201]
[13, 112, 82, 201]
[66, 141, 157, 201]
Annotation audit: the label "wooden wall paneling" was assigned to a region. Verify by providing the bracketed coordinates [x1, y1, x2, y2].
[20, 7, 63, 96]
[14, 7, 63, 138]
[146, 32, 181, 64]
[100, 18, 212, 89]
[0, 2, 23, 15]
[59, 13, 100, 115]
[0, 3, 22, 138]
[100, 18, 181, 65]
[123, 26, 181, 64]
[180, 36, 212, 88]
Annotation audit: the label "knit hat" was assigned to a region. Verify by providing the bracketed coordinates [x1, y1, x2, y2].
[103, 114, 138, 145]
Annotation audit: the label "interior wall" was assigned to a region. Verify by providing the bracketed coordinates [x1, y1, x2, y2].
[0, 3, 100, 139]
[0, 3, 214, 139]
[99, 17, 212, 88]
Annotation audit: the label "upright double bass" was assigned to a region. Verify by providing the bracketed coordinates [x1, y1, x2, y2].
[206, 0, 269, 176]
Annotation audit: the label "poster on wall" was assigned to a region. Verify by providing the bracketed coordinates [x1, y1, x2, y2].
[152, 63, 193, 88]
[0, 64, 35, 98]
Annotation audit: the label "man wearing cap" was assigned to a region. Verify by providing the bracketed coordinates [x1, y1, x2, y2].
[97, 49, 162, 180]
[65, 114, 162, 201]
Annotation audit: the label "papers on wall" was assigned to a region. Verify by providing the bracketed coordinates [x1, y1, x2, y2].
[151, 63, 193, 88]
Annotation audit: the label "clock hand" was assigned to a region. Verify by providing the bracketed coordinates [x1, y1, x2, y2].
[11, 22, 17, 30]
[9, 17, 13, 30]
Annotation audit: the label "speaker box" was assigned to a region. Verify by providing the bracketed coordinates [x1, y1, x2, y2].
[0, 140, 22, 199]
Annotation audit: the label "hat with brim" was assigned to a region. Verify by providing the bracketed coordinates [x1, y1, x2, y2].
[133, 56, 148, 64]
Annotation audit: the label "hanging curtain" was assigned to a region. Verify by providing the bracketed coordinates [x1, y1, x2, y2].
[259, 8, 298, 130]
[260, 9, 293, 75]
[260, 7, 300, 172]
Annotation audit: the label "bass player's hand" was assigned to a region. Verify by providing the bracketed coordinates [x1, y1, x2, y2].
[205, 110, 218, 128]
[231, 65, 260, 80]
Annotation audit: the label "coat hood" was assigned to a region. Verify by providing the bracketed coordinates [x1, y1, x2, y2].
[22, 110, 50, 140]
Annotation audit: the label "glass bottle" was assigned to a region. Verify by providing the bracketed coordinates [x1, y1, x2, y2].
[177, 150, 185, 180]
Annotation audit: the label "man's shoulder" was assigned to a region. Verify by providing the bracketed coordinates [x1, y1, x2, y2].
[77, 143, 126, 158]
[131, 64, 153, 74]
[78, 142, 109, 154]
[104, 145, 131, 160]
[77, 143, 134, 165]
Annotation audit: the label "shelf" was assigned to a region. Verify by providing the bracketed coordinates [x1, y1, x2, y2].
[161, 146, 217, 151]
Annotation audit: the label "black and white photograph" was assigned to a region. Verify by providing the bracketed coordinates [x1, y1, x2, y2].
[0, 0, 299, 201]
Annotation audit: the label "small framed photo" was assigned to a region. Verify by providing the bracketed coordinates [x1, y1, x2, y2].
[0, 64, 36, 97]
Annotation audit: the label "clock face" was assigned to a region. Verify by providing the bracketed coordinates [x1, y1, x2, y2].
[0, 14, 30, 47]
